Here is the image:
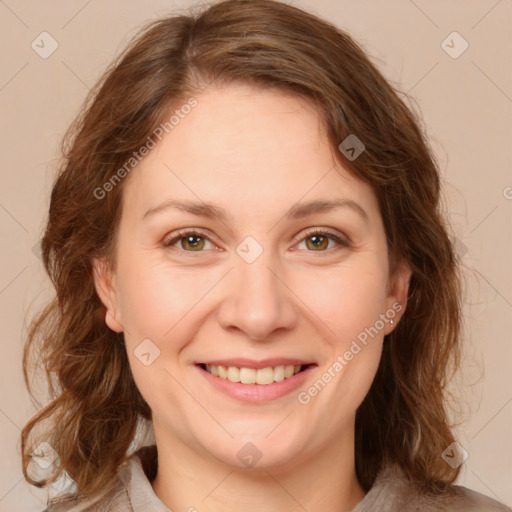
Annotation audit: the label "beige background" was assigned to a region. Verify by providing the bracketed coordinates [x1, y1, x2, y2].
[0, 0, 511, 510]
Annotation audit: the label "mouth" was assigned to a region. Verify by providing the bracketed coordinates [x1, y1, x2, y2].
[197, 362, 316, 386]
[195, 360, 317, 403]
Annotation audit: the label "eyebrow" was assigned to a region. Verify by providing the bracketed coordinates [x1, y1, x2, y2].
[142, 198, 369, 223]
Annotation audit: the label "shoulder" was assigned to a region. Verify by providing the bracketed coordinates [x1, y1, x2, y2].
[446, 485, 511, 512]
[411, 484, 511, 512]
[354, 464, 511, 512]
[42, 486, 132, 511]
[41, 464, 133, 512]
[41, 446, 159, 512]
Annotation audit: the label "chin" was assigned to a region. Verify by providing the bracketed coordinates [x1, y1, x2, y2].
[198, 428, 308, 471]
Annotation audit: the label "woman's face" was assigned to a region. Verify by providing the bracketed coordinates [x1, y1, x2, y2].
[94, 83, 409, 471]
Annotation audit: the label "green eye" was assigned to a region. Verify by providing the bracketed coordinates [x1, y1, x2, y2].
[298, 229, 349, 252]
[163, 230, 213, 252]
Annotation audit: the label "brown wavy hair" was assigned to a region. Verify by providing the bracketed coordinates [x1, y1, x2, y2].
[22, 0, 462, 506]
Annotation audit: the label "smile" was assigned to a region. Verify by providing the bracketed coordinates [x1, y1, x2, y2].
[202, 363, 306, 385]
[195, 362, 317, 403]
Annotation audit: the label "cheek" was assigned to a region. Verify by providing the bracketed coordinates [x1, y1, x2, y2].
[114, 251, 221, 407]
[296, 257, 389, 339]
[116, 251, 205, 339]
[295, 258, 388, 405]
[116, 254, 192, 418]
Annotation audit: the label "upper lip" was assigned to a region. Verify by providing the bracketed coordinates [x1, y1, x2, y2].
[197, 358, 316, 369]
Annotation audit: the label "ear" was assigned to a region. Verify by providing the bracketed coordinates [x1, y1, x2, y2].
[383, 261, 411, 335]
[92, 257, 124, 333]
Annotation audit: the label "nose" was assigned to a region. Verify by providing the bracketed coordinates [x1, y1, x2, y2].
[216, 253, 299, 342]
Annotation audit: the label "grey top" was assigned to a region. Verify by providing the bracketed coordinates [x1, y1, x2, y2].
[44, 449, 511, 511]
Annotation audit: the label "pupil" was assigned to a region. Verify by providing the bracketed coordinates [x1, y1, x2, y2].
[184, 235, 202, 249]
[308, 235, 327, 251]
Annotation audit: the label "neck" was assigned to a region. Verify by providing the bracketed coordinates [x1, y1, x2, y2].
[151, 421, 366, 512]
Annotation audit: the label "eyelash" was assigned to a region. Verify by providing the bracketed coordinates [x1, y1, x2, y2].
[162, 228, 350, 254]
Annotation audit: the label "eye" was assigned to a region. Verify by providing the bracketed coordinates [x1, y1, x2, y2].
[163, 229, 215, 252]
[295, 228, 350, 252]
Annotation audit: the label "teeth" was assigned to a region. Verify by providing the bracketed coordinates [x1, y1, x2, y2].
[204, 364, 303, 385]
[218, 365, 228, 379]
[227, 366, 241, 382]
[255, 367, 274, 385]
[274, 365, 285, 382]
[240, 367, 256, 384]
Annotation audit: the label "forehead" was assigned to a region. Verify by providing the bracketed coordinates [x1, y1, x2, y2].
[122, 83, 378, 221]
[163, 83, 329, 173]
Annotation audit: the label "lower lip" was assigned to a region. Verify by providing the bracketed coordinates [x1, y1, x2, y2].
[196, 365, 316, 403]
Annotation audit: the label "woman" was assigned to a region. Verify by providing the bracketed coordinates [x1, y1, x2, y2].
[21, 0, 509, 511]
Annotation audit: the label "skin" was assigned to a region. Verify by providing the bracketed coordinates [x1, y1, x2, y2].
[93, 83, 410, 512]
